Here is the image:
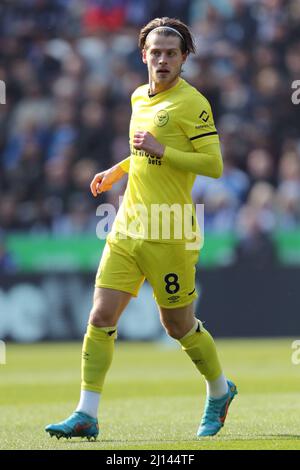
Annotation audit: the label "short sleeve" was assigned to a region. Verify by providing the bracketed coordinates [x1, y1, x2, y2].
[119, 156, 130, 173]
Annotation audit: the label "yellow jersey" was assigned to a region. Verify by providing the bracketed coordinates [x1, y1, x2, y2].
[111, 77, 222, 244]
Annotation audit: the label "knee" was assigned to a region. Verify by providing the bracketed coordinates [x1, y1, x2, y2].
[161, 319, 184, 340]
[89, 301, 115, 327]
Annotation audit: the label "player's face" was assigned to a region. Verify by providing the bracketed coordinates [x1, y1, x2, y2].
[142, 34, 187, 91]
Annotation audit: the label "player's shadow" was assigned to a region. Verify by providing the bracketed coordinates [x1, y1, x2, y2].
[62, 435, 300, 447]
[211, 434, 300, 442]
[65, 438, 201, 445]
[262, 434, 300, 439]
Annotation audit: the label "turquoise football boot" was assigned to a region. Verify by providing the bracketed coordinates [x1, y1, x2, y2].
[197, 380, 238, 437]
[45, 411, 99, 440]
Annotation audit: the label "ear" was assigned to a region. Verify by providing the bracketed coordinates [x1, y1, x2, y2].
[182, 52, 188, 64]
[142, 49, 147, 64]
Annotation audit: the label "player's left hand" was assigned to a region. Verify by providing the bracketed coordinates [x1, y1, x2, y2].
[133, 131, 165, 158]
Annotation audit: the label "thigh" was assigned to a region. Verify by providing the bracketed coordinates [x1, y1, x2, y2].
[138, 242, 199, 309]
[95, 236, 145, 297]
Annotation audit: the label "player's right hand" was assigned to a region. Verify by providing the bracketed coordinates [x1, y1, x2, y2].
[90, 171, 113, 197]
[90, 164, 127, 197]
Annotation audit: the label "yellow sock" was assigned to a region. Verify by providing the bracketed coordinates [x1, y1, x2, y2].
[178, 320, 222, 381]
[81, 323, 117, 393]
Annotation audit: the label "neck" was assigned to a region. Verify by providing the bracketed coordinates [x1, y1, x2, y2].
[149, 76, 180, 95]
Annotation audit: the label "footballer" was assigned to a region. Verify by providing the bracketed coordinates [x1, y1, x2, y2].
[46, 17, 237, 441]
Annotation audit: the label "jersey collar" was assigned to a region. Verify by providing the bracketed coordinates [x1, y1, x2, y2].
[147, 78, 183, 101]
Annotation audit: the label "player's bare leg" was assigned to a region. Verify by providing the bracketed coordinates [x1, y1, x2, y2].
[159, 302, 195, 339]
[159, 303, 237, 437]
[45, 287, 131, 440]
[89, 287, 132, 327]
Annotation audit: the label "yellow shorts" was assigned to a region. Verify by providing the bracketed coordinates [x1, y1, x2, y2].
[95, 234, 199, 308]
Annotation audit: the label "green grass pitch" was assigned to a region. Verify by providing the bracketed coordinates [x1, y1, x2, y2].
[1, 339, 300, 450]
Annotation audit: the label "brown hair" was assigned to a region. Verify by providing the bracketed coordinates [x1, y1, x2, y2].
[139, 17, 196, 55]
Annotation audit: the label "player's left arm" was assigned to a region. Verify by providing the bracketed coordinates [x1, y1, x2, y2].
[163, 142, 223, 178]
[164, 96, 223, 177]
[133, 96, 223, 178]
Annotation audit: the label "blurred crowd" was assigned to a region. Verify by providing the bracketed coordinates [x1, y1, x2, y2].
[0, 0, 300, 246]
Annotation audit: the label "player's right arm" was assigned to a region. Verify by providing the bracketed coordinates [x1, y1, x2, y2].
[90, 157, 130, 197]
